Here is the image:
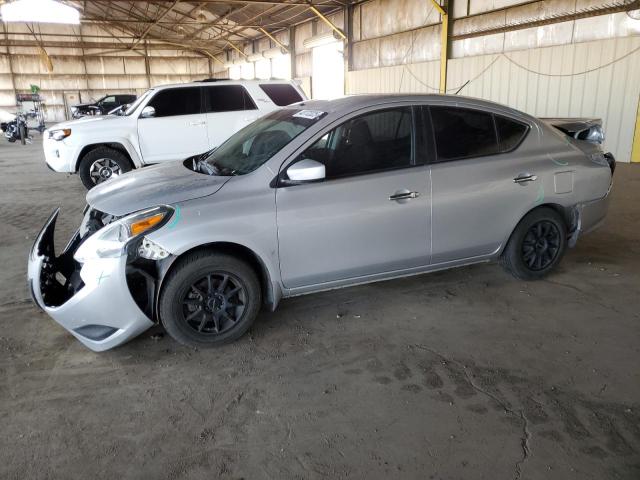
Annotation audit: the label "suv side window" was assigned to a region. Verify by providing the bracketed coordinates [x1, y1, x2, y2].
[298, 107, 414, 179]
[205, 85, 257, 113]
[259, 84, 303, 106]
[495, 115, 529, 152]
[147, 87, 202, 117]
[100, 96, 116, 109]
[430, 106, 499, 162]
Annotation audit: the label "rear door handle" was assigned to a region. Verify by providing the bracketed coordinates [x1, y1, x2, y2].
[513, 174, 537, 184]
[190, 121, 205, 126]
[389, 191, 419, 201]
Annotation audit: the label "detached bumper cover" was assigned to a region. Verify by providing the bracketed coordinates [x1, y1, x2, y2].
[28, 209, 154, 352]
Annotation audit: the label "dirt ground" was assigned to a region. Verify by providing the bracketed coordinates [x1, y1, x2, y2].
[1, 136, 639, 480]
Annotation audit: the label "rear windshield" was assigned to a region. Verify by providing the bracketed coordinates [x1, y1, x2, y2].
[259, 83, 304, 106]
[205, 108, 326, 175]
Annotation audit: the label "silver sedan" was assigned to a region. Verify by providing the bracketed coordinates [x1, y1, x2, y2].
[28, 95, 615, 351]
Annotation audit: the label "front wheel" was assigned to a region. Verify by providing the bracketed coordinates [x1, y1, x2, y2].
[501, 207, 567, 280]
[159, 252, 262, 348]
[78, 146, 132, 189]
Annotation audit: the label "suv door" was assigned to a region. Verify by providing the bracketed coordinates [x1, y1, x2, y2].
[137, 86, 209, 164]
[204, 85, 261, 148]
[425, 105, 535, 263]
[276, 106, 431, 289]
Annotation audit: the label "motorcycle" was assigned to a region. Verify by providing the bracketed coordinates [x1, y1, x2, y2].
[1, 110, 34, 145]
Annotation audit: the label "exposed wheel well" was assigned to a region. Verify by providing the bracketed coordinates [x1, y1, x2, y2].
[76, 143, 134, 171]
[157, 242, 277, 317]
[501, 203, 575, 255]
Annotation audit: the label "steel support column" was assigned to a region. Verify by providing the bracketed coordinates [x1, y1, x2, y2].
[430, 0, 449, 94]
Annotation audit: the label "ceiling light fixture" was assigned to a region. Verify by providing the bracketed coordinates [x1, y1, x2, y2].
[1, 0, 80, 24]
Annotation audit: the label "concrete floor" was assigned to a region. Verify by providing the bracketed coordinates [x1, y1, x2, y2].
[1, 136, 639, 480]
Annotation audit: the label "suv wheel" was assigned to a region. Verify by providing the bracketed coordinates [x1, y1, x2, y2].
[501, 207, 567, 280]
[78, 147, 132, 189]
[159, 251, 261, 348]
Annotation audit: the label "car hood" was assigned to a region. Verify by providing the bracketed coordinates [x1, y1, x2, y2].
[86, 161, 231, 216]
[49, 115, 121, 130]
[73, 103, 98, 109]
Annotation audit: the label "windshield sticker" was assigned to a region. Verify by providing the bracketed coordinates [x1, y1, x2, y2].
[293, 110, 325, 120]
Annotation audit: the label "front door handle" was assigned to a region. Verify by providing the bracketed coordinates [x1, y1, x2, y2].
[389, 191, 420, 201]
[190, 121, 206, 126]
[513, 174, 537, 184]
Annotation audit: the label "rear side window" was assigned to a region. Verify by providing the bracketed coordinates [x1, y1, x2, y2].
[495, 115, 529, 152]
[147, 87, 201, 117]
[430, 106, 499, 161]
[205, 85, 257, 113]
[259, 83, 303, 106]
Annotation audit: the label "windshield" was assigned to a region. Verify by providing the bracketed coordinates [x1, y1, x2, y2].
[125, 89, 154, 116]
[203, 108, 326, 175]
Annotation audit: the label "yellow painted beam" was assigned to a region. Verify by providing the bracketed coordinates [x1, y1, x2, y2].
[428, 0, 446, 16]
[259, 27, 289, 54]
[226, 41, 248, 58]
[429, 1, 448, 93]
[309, 6, 347, 40]
[632, 94, 640, 163]
[439, 8, 448, 94]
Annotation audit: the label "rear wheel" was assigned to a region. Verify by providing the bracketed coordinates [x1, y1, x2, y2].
[78, 146, 132, 189]
[501, 207, 567, 280]
[159, 252, 261, 348]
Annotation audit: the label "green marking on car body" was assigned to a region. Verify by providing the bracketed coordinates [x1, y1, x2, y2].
[535, 183, 545, 205]
[551, 157, 569, 167]
[97, 271, 110, 284]
[168, 205, 181, 229]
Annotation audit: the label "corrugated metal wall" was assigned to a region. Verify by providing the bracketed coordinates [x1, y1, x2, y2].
[347, 34, 640, 163]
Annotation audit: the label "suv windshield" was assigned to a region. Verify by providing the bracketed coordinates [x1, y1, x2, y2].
[125, 89, 154, 116]
[203, 108, 326, 175]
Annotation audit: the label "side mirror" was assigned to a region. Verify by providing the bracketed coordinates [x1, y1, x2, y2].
[140, 106, 156, 119]
[286, 159, 325, 183]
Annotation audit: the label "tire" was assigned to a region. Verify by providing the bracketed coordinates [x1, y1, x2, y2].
[501, 207, 567, 280]
[19, 124, 26, 145]
[78, 146, 132, 190]
[159, 251, 262, 348]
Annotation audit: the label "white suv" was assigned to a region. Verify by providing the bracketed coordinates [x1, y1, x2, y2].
[43, 79, 307, 189]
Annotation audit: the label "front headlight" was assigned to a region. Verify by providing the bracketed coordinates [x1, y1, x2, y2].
[49, 128, 71, 141]
[74, 206, 173, 263]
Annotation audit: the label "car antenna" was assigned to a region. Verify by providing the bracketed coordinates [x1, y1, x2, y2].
[454, 80, 470, 95]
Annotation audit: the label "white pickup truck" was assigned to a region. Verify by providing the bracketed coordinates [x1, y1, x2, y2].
[43, 79, 307, 189]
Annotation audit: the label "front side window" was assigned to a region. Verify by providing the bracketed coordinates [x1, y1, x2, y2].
[147, 87, 201, 117]
[100, 96, 116, 105]
[203, 108, 326, 175]
[298, 107, 413, 179]
[205, 85, 257, 113]
[430, 106, 499, 161]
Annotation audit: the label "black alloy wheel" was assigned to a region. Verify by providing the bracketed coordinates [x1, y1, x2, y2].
[501, 207, 567, 280]
[521, 220, 561, 271]
[159, 251, 261, 347]
[181, 273, 247, 335]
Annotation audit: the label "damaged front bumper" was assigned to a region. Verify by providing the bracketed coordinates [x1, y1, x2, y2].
[27, 209, 154, 352]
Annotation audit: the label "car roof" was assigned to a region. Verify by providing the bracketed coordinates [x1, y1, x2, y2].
[288, 94, 534, 120]
[152, 79, 297, 90]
